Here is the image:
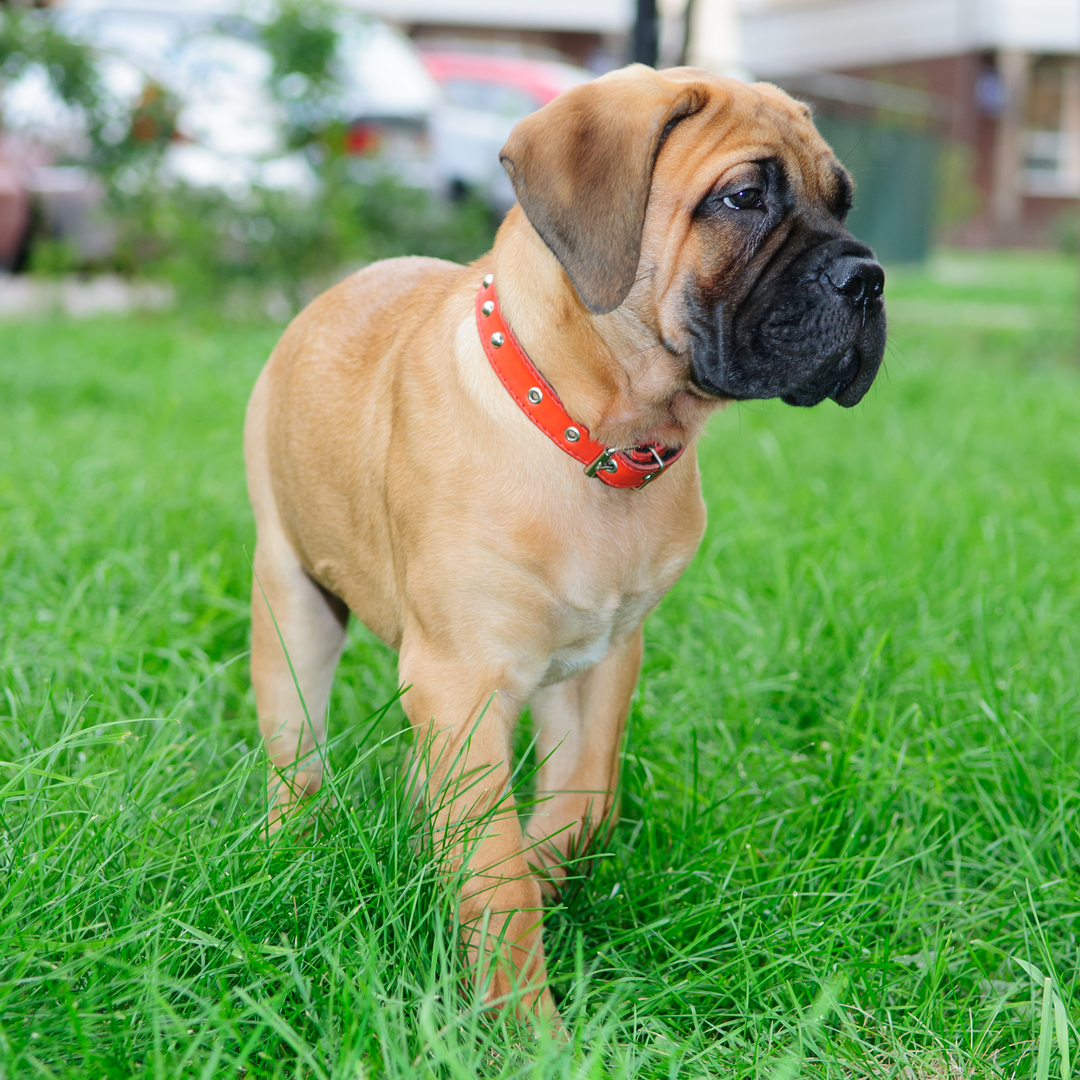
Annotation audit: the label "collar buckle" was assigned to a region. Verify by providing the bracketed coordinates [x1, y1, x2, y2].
[637, 446, 667, 487]
[584, 447, 619, 477]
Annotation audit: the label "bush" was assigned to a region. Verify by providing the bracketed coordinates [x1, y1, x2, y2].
[108, 169, 497, 311]
[2, 2, 499, 309]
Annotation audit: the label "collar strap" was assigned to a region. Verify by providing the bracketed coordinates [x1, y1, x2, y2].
[476, 275, 684, 490]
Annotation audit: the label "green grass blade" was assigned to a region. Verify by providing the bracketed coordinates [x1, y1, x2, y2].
[1038, 977, 1054, 1080]
[1054, 993, 1071, 1080]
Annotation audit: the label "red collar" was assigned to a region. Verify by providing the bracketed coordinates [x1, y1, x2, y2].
[476, 274, 685, 490]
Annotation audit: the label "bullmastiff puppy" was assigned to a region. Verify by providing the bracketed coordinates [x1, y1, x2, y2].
[244, 65, 887, 1020]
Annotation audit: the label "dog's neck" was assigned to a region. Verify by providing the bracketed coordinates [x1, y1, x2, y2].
[489, 207, 724, 451]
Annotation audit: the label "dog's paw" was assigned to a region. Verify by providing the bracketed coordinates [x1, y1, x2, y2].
[265, 769, 333, 835]
[480, 963, 562, 1032]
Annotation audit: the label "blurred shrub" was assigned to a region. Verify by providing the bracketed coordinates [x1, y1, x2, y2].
[0, 7, 177, 176]
[110, 168, 496, 310]
[261, 0, 341, 149]
[26, 238, 81, 276]
[2, 1, 498, 309]
[0, 9, 101, 134]
[934, 140, 981, 232]
[1053, 207, 1079, 256]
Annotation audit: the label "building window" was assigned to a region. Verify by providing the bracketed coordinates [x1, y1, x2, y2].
[1023, 56, 1080, 197]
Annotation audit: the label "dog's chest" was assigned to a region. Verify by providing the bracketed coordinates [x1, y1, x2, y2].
[537, 569, 674, 687]
[540, 591, 648, 682]
[527, 495, 703, 686]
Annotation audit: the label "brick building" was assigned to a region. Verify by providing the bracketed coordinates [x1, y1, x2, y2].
[738, 0, 1080, 246]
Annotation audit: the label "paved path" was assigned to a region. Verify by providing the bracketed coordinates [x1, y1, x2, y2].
[0, 274, 174, 318]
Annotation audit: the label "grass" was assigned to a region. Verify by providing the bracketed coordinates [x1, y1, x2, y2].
[1, 249, 1078, 1078]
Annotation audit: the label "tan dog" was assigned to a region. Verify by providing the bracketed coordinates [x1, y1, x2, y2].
[244, 65, 886, 1020]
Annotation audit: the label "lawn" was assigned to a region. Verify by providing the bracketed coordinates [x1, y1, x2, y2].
[1, 251, 1078, 1078]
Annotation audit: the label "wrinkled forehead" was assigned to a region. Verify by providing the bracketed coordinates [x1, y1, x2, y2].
[662, 76, 844, 206]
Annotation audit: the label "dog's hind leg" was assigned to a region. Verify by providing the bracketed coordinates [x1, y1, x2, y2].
[250, 525, 348, 829]
[524, 627, 643, 896]
[246, 367, 349, 828]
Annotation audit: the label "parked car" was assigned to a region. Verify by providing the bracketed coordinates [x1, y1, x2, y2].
[422, 49, 592, 210]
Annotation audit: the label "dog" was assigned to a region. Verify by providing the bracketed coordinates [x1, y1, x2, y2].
[244, 64, 886, 1021]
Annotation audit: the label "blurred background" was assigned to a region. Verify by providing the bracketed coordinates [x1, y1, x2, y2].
[0, 0, 1077, 315]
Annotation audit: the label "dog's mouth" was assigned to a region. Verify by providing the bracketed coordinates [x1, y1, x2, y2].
[830, 347, 860, 397]
[776, 346, 871, 408]
[829, 357, 863, 406]
[829, 340, 883, 408]
[691, 338, 878, 409]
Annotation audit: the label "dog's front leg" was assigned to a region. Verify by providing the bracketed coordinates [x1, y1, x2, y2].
[399, 636, 556, 1021]
[524, 628, 643, 896]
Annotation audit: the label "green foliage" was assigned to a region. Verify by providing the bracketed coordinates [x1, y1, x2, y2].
[935, 139, 981, 231]
[1053, 207, 1079, 256]
[0, 7, 176, 176]
[0, 6, 100, 114]
[261, 0, 341, 148]
[1, 3, 495, 303]
[111, 169, 496, 308]
[262, 1, 338, 88]
[0, 251, 1078, 1075]
[25, 236, 80, 275]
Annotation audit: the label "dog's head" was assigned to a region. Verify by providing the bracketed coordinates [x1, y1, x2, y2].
[500, 65, 886, 410]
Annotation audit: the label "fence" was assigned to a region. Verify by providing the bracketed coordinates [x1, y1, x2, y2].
[813, 114, 938, 264]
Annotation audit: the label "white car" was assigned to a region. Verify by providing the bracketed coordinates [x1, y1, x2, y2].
[421, 49, 593, 211]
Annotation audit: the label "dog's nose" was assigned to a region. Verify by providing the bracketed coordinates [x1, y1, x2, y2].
[826, 257, 885, 305]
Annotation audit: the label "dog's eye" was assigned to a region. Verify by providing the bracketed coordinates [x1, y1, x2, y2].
[722, 189, 764, 211]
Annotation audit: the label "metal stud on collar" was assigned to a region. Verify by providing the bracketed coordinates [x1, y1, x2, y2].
[490, 332, 504, 348]
[481, 300, 494, 317]
[482, 274, 494, 288]
[565, 426, 581, 442]
[527, 387, 543, 404]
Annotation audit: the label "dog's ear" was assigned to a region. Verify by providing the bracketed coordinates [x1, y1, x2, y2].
[500, 65, 707, 314]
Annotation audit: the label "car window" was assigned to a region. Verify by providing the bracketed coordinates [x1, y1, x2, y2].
[442, 79, 538, 120]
